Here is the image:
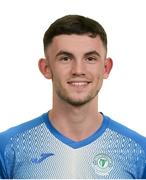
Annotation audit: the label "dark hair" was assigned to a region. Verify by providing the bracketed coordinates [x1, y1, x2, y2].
[43, 15, 107, 51]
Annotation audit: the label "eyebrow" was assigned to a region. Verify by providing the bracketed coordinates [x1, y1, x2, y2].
[56, 51, 74, 58]
[84, 51, 101, 57]
[55, 50, 101, 58]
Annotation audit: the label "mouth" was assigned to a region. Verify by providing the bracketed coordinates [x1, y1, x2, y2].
[67, 81, 91, 87]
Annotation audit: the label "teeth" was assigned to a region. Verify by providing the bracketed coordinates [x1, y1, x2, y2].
[70, 82, 88, 86]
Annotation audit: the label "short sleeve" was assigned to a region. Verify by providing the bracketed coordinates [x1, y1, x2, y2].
[142, 164, 146, 179]
[0, 154, 6, 179]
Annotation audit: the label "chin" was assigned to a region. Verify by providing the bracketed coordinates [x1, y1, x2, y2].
[64, 95, 95, 107]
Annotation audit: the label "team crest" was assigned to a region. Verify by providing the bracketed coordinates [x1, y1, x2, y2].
[92, 153, 113, 176]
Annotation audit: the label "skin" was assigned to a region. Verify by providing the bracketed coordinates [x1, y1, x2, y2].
[38, 34, 113, 141]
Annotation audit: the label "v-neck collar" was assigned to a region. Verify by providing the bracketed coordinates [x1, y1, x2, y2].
[43, 112, 109, 149]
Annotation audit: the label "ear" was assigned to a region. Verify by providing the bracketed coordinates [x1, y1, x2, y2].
[38, 58, 52, 79]
[103, 57, 113, 79]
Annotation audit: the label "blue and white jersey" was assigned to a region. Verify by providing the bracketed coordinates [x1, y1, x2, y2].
[0, 112, 146, 179]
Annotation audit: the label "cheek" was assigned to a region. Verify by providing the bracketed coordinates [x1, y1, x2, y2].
[91, 66, 104, 78]
[97, 65, 105, 77]
[91, 70, 105, 85]
[54, 66, 71, 81]
[52, 70, 66, 86]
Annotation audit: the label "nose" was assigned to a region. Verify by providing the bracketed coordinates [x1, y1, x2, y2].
[71, 60, 86, 76]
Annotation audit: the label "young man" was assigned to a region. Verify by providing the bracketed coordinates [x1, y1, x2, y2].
[0, 15, 146, 179]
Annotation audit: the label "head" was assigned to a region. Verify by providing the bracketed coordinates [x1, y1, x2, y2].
[39, 15, 113, 106]
[43, 15, 107, 53]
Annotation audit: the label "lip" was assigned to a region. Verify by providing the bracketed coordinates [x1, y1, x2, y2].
[67, 80, 91, 87]
[67, 79, 91, 83]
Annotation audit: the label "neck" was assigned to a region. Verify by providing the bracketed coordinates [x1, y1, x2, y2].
[49, 96, 103, 141]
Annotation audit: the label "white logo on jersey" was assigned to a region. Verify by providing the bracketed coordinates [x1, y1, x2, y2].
[92, 153, 113, 176]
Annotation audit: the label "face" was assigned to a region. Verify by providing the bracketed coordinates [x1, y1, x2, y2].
[39, 34, 112, 106]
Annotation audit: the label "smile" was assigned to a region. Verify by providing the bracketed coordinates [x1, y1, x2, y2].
[67, 81, 91, 87]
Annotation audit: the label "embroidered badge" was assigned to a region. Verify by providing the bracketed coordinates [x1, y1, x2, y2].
[92, 153, 113, 176]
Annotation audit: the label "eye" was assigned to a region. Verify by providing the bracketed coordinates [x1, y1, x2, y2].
[86, 56, 97, 63]
[58, 56, 72, 64]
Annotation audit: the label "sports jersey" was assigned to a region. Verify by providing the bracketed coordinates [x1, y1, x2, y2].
[0, 112, 146, 179]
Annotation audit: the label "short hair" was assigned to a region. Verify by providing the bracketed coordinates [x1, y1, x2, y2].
[43, 15, 107, 51]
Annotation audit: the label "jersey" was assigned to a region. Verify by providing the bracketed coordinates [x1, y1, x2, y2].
[0, 112, 146, 179]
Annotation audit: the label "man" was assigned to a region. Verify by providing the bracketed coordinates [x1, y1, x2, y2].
[0, 15, 146, 179]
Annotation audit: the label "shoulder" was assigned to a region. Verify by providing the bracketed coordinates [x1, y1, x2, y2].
[0, 112, 48, 152]
[103, 114, 146, 151]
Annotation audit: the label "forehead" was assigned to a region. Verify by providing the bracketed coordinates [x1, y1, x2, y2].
[46, 34, 106, 57]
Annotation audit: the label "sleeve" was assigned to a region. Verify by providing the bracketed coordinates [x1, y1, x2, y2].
[141, 143, 146, 179]
[0, 153, 6, 179]
[142, 163, 146, 179]
[0, 133, 8, 179]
